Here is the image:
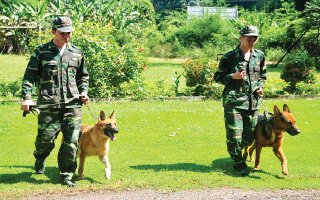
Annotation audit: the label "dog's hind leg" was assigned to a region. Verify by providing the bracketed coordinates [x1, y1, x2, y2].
[78, 155, 86, 179]
[273, 147, 288, 175]
[100, 155, 111, 179]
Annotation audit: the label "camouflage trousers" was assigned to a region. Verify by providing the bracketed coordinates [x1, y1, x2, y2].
[224, 108, 258, 165]
[34, 107, 82, 181]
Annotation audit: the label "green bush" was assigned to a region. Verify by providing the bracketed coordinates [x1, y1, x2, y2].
[280, 52, 317, 93]
[183, 58, 218, 96]
[174, 15, 237, 50]
[0, 79, 21, 97]
[295, 82, 320, 95]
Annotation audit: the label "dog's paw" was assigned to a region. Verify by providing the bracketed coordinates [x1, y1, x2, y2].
[253, 166, 260, 171]
[78, 175, 84, 180]
[282, 164, 288, 175]
[105, 168, 111, 180]
[249, 158, 255, 163]
[282, 168, 289, 175]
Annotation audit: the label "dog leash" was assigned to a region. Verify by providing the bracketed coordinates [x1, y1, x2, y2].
[84, 103, 99, 121]
[260, 98, 273, 118]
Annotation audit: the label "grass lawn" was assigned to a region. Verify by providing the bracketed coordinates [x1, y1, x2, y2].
[0, 55, 28, 83]
[0, 99, 320, 198]
[1, 54, 320, 198]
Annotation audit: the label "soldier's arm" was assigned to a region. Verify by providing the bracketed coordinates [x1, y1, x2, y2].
[213, 56, 234, 85]
[257, 54, 267, 88]
[21, 48, 40, 112]
[76, 53, 89, 96]
[21, 49, 40, 100]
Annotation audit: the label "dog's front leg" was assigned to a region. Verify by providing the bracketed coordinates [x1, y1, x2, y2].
[100, 155, 111, 179]
[273, 147, 288, 175]
[78, 155, 86, 179]
[254, 145, 262, 170]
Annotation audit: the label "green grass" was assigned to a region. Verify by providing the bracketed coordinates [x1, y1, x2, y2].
[144, 57, 187, 90]
[0, 55, 28, 83]
[0, 99, 320, 198]
[1, 55, 320, 197]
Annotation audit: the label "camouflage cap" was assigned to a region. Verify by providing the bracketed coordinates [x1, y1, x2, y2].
[240, 25, 259, 37]
[52, 16, 74, 32]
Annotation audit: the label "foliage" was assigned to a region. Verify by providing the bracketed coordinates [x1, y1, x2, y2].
[295, 82, 320, 95]
[0, 79, 21, 96]
[183, 58, 218, 95]
[73, 22, 146, 98]
[280, 51, 318, 93]
[175, 15, 237, 49]
[0, 0, 51, 53]
[0, 0, 155, 53]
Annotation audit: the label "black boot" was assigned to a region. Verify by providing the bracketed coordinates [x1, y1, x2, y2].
[234, 162, 249, 176]
[34, 159, 45, 174]
[61, 179, 76, 187]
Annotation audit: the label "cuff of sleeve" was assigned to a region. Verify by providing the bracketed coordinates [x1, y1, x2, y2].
[258, 81, 265, 88]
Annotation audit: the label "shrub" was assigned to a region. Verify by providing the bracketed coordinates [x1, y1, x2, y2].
[295, 82, 320, 95]
[183, 58, 218, 95]
[174, 15, 237, 50]
[280, 52, 317, 93]
[0, 79, 21, 97]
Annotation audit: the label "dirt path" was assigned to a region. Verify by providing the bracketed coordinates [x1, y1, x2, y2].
[23, 188, 320, 200]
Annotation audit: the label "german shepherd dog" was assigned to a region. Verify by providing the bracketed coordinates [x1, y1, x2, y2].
[243, 104, 300, 175]
[78, 110, 119, 180]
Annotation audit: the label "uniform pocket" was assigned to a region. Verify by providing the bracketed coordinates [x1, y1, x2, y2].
[67, 60, 79, 95]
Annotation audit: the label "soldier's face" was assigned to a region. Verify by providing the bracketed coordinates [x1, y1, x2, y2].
[240, 36, 258, 49]
[52, 30, 72, 43]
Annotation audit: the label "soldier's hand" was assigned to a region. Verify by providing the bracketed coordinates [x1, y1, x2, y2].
[80, 94, 89, 105]
[255, 87, 264, 97]
[232, 70, 246, 80]
[21, 100, 35, 112]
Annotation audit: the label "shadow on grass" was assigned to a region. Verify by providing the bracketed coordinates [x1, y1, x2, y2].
[0, 165, 100, 185]
[211, 158, 281, 179]
[0, 165, 60, 184]
[130, 162, 213, 173]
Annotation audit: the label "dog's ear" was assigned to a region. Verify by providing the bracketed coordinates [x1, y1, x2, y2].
[283, 104, 290, 113]
[109, 110, 116, 119]
[274, 105, 281, 115]
[100, 110, 106, 120]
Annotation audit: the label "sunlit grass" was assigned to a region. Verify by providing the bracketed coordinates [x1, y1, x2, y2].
[0, 55, 28, 83]
[0, 99, 320, 198]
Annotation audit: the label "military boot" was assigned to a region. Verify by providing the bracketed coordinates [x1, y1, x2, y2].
[61, 179, 76, 187]
[34, 159, 45, 174]
[234, 162, 249, 176]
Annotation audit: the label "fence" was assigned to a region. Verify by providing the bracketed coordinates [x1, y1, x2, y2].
[187, 6, 238, 19]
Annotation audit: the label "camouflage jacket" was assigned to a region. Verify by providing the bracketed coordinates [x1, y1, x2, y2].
[22, 40, 89, 108]
[214, 46, 266, 110]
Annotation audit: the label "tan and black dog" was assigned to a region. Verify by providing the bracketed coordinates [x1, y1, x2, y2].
[78, 110, 118, 180]
[243, 104, 300, 175]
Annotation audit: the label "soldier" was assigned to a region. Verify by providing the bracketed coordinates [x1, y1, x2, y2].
[214, 25, 266, 176]
[21, 16, 89, 186]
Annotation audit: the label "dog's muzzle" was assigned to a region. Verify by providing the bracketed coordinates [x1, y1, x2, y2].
[104, 128, 119, 141]
[286, 126, 300, 136]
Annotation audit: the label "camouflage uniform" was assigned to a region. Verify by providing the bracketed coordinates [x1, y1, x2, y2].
[214, 46, 266, 169]
[22, 40, 89, 183]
